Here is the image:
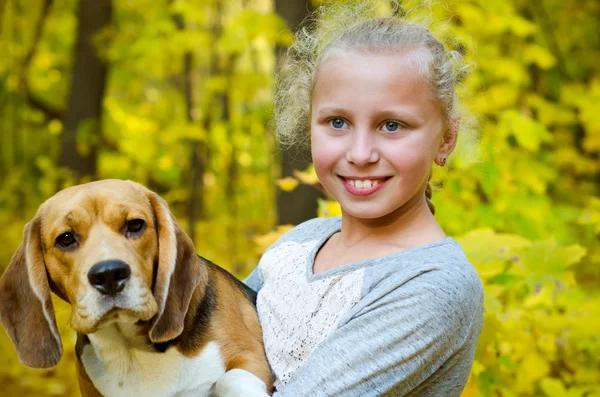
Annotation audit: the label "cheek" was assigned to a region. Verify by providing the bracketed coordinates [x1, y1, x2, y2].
[311, 129, 342, 174]
[45, 253, 77, 300]
[390, 150, 428, 173]
[137, 232, 156, 258]
[137, 233, 158, 286]
[387, 136, 436, 170]
[383, 145, 433, 191]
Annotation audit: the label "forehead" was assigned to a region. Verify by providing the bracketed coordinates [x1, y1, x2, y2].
[312, 51, 438, 112]
[40, 181, 151, 225]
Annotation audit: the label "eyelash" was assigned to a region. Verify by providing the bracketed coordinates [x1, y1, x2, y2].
[326, 118, 405, 132]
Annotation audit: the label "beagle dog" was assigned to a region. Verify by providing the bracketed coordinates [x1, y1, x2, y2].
[0, 179, 273, 397]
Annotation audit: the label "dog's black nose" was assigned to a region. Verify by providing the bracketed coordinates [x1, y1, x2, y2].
[88, 260, 131, 296]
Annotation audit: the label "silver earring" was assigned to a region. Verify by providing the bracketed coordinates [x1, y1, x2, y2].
[440, 156, 447, 166]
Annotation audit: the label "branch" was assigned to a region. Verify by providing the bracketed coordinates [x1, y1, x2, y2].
[24, 0, 53, 68]
[21, 0, 65, 121]
[23, 79, 64, 121]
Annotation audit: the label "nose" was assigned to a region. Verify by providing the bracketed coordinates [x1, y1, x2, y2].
[88, 260, 131, 296]
[345, 131, 379, 166]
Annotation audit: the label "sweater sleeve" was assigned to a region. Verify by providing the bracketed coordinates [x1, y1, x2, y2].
[243, 267, 264, 293]
[273, 268, 483, 397]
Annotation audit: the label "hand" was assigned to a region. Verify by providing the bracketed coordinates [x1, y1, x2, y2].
[208, 369, 271, 397]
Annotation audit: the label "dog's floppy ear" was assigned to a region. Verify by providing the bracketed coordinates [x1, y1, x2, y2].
[147, 191, 204, 343]
[0, 217, 62, 368]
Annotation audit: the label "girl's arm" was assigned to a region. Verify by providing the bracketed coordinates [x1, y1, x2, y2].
[274, 270, 483, 397]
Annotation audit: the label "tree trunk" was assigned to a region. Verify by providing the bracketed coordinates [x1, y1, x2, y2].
[171, 9, 204, 241]
[59, 0, 112, 179]
[275, 0, 323, 226]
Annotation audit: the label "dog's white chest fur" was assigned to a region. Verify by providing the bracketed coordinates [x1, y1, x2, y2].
[81, 325, 226, 397]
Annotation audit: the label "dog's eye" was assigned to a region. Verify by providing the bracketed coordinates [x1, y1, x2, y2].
[126, 219, 145, 236]
[55, 232, 77, 249]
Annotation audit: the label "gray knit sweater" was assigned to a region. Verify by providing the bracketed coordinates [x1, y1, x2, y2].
[244, 217, 483, 396]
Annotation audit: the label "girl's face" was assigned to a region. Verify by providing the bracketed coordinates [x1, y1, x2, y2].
[310, 51, 455, 221]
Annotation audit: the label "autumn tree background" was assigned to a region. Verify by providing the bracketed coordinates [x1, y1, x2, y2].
[0, 0, 598, 396]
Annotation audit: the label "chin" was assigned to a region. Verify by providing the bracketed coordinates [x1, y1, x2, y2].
[72, 304, 158, 334]
[340, 202, 398, 221]
[341, 194, 423, 222]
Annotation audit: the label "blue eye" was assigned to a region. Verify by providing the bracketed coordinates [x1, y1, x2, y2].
[330, 118, 347, 129]
[382, 121, 400, 132]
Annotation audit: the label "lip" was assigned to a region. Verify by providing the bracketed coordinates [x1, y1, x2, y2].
[338, 176, 391, 197]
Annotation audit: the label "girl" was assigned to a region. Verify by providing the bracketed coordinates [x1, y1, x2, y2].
[245, 4, 483, 396]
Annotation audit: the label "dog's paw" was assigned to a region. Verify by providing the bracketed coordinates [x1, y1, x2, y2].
[209, 369, 270, 397]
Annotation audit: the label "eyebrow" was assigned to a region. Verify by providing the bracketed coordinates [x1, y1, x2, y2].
[45, 211, 82, 239]
[65, 212, 76, 225]
[377, 109, 425, 124]
[314, 107, 350, 117]
[64, 211, 87, 228]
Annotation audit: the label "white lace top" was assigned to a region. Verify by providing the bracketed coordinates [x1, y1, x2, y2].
[257, 240, 365, 389]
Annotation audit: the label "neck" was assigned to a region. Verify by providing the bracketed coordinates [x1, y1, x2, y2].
[88, 322, 150, 352]
[338, 193, 445, 250]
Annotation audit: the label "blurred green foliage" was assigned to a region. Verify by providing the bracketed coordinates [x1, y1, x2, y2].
[0, 0, 598, 396]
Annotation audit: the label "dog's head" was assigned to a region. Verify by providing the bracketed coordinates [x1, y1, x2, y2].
[0, 179, 204, 368]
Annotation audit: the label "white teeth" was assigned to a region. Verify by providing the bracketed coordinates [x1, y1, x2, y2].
[347, 179, 381, 189]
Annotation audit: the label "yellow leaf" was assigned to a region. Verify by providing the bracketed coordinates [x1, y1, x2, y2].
[509, 16, 537, 38]
[511, 239, 587, 278]
[456, 228, 531, 267]
[318, 199, 342, 217]
[578, 197, 600, 234]
[293, 165, 320, 185]
[277, 177, 299, 192]
[254, 225, 295, 254]
[238, 152, 252, 167]
[460, 372, 479, 397]
[48, 119, 63, 136]
[540, 378, 567, 397]
[471, 360, 485, 376]
[523, 44, 557, 70]
[158, 156, 173, 171]
[523, 284, 554, 309]
[203, 172, 216, 187]
[500, 110, 553, 151]
[474, 84, 520, 112]
[515, 353, 550, 393]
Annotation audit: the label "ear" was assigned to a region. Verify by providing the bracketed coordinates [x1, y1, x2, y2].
[147, 191, 204, 343]
[436, 117, 460, 165]
[0, 217, 62, 368]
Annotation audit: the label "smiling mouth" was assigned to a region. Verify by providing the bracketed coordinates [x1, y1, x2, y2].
[338, 176, 392, 196]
